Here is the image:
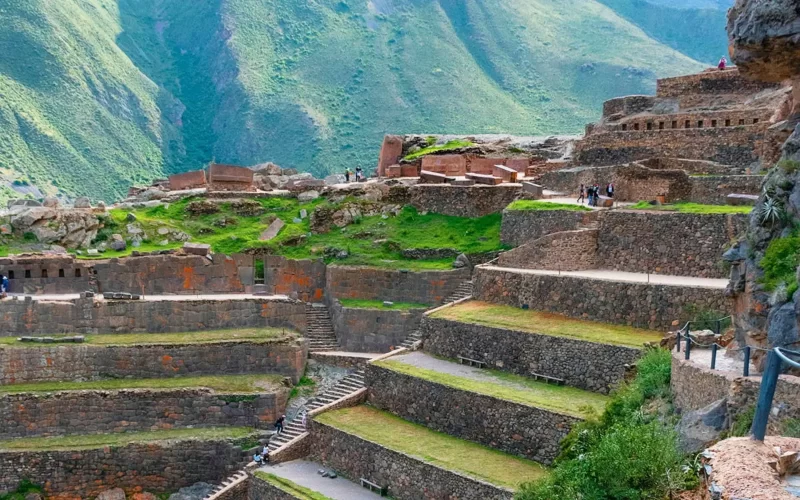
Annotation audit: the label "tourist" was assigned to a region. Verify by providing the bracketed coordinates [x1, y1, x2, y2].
[261, 445, 270, 463]
[606, 183, 614, 198]
[577, 184, 586, 204]
[592, 184, 600, 207]
[0, 274, 8, 299]
[355, 166, 363, 182]
[718, 56, 727, 70]
[301, 410, 307, 428]
[345, 169, 351, 183]
[275, 414, 285, 434]
[253, 452, 264, 465]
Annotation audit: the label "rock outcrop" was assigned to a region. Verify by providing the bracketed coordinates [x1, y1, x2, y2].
[8, 207, 100, 249]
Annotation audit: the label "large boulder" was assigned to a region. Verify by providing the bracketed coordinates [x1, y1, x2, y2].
[73, 197, 91, 209]
[298, 190, 320, 202]
[9, 208, 100, 249]
[252, 162, 283, 175]
[728, 0, 800, 83]
[677, 398, 729, 453]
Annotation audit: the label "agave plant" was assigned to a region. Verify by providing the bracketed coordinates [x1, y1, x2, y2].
[759, 196, 785, 227]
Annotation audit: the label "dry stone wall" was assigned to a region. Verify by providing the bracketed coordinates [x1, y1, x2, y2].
[500, 209, 598, 246]
[498, 229, 598, 271]
[421, 317, 639, 394]
[474, 266, 730, 330]
[409, 184, 521, 217]
[247, 475, 297, 500]
[329, 302, 424, 352]
[309, 420, 513, 500]
[262, 256, 326, 303]
[326, 266, 470, 306]
[688, 175, 763, 204]
[366, 363, 578, 463]
[0, 340, 307, 385]
[0, 297, 307, 336]
[0, 439, 248, 497]
[0, 388, 286, 438]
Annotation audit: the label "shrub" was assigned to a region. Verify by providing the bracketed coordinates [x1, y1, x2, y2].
[729, 405, 755, 437]
[760, 234, 800, 294]
[516, 349, 695, 500]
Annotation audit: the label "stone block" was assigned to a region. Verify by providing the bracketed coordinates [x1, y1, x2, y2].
[465, 173, 502, 185]
[183, 242, 211, 256]
[419, 170, 454, 183]
[727, 193, 758, 206]
[522, 182, 544, 198]
[450, 179, 476, 186]
[506, 158, 529, 172]
[469, 157, 507, 175]
[421, 155, 465, 176]
[378, 135, 404, 177]
[598, 195, 614, 207]
[297, 190, 320, 202]
[400, 164, 419, 177]
[492, 164, 518, 183]
[208, 163, 254, 191]
[386, 165, 402, 178]
[260, 218, 285, 241]
[169, 170, 207, 191]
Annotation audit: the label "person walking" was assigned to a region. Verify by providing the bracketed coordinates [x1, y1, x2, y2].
[345, 169, 352, 183]
[577, 184, 585, 204]
[718, 56, 727, 71]
[592, 184, 600, 207]
[274, 414, 285, 434]
[607, 183, 614, 198]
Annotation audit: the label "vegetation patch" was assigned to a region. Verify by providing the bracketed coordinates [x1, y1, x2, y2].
[0, 374, 285, 394]
[0, 480, 44, 500]
[0, 427, 257, 452]
[403, 140, 475, 161]
[760, 233, 800, 297]
[338, 298, 429, 310]
[376, 359, 608, 418]
[289, 375, 316, 400]
[315, 405, 548, 489]
[431, 301, 663, 348]
[254, 473, 334, 500]
[505, 200, 592, 212]
[97, 199, 503, 270]
[516, 349, 698, 500]
[629, 201, 752, 214]
[0, 328, 296, 348]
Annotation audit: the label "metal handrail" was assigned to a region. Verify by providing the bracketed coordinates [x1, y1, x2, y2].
[752, 347, 800, 441]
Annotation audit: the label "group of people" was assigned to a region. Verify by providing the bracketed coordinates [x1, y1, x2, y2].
[344, 166, 365, 183]
[254, 411, 306, 465]
[577, 183, 614, 206]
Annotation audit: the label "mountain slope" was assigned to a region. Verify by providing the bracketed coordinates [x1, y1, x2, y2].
[0, 0, 706, 203]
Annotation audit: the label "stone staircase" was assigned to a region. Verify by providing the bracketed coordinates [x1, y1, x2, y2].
[202, 468, 248, 500]
[305, 304, 339, 352]
[400, 330, 423, 350]
[267, 369, 365, 452]
[443, 280, 473, 304]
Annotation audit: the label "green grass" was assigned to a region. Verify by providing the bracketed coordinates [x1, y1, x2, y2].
[338, 298, 429, 310]
[289, 375, 316, 400]
[254, 473, 334, 500]
[0, 328, 296, 348]
[0, 427, 257, 452]
[376, 359, 608, 418]
[628, 201, 753, 214]
[403, 140, 475, 161]
[316, 405, 548, 489]
[760, 233, 800, 296]
[431, 301, 663, 348]
[0, 374, 285, 394]
[505, 201, 592, 212]
[102, 199, 505, 270]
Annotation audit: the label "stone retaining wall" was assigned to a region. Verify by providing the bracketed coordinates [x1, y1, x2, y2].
[0, 388, 286, 438]
[0, 339, 307, 385]
[688, 175, 763, 204]
[0, 297, 307, 336]
[247, 474, 298, 500]
[262, 256, 326, 303]
[500, 209, 598, 246]
[94, 253, 254, 295]
[595, 211, 747, 278]
[474, 266, 730, 330]
[498, 229, 598, 271]
[326, 266, 470, 306]
[329, 302, 424, 352]
[421, 317, 639, 394]
[409, 184, 522, 217]
[366, 363, 578, 463]
[0, 438, 248, 497]
[309, 420, 513, 500]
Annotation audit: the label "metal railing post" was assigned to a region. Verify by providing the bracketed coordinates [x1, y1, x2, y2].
[751, 349, 782, 441]
[676, 329, 681, 352]
[743, 346, 751, 377]
[684, 329, 691, 360]
[711, 343, 717, 370]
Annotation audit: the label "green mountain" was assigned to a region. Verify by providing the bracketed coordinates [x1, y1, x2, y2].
[0, 0, 708, 203]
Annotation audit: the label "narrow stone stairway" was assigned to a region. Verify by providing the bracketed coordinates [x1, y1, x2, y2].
[305, 304, 339, 352]
[400, 330, 423, 350]
[203, 468, 248, 500]
[443, 280, 473, 304]
[267, 369, 365, 452]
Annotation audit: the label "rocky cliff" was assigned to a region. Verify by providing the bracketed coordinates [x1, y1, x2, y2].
[725, 0, 800, 361]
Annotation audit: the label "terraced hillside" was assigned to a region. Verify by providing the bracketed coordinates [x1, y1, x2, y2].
[0, 0, 708, 204]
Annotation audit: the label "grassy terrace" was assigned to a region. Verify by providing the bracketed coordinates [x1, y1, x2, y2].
[254, 473, 334, 500]
[80, 198, 505, 270]
[628, 201, 752, 214]
[0, 374, 285, 394]
[430, 301, 663, 348]
[315, 406, 547, 489]
[0, 427, 257, 452]
[375, 359, 608, 418]
[0, 328, 296, 348]
[338, 298, 429, 310]
[506, 200, 592, 212]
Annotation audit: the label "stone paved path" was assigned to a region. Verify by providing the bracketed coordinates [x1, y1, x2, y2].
[257, 460, 382, 499]
[21, 293, 289, 302]
[481, 265, 729, 289]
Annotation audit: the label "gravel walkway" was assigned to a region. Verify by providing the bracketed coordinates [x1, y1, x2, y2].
[257, 460, 382, 499]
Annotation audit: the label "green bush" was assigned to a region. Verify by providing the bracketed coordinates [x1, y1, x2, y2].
[0, 480, 43, 500]
[516, 349, 696, 500]
[729, 405, 755, 437]
[760, 234, 800, 295]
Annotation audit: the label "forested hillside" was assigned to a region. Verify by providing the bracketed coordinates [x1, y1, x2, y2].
[0, 0, 709, 202]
